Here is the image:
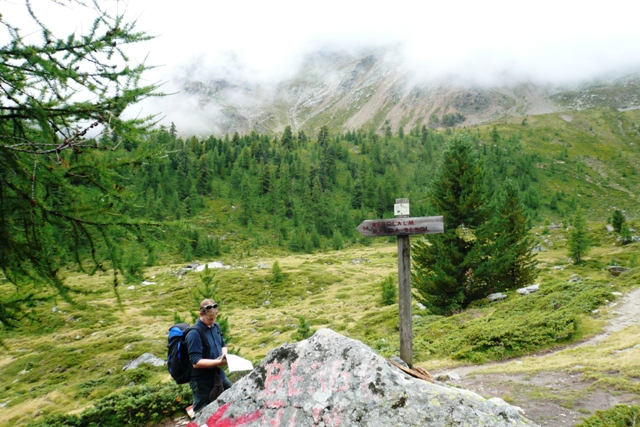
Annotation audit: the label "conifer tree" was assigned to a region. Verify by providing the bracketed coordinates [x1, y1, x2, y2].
[281, 126, 294, 149]
[0, 0, 157, 326]
[412, 134, 488, 315]
[611, 209, 626, 233]
[479, 181, 538, 292]
[271, 261, 283, 284]
[568, 207, 591, 264]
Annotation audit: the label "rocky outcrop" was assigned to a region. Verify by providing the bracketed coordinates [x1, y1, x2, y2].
[189, 329, 537, 427]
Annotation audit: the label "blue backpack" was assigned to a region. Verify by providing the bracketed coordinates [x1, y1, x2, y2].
[167, 323, 207, 384]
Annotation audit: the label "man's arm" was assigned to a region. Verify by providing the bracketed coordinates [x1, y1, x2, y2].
[192, 356, 227, 369]
[186, 328, 228, 369]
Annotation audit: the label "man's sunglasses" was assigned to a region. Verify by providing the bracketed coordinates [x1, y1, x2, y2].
[202, 304, 218, 311]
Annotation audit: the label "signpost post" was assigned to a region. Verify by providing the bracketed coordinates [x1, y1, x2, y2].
[356, 198, 444, 367]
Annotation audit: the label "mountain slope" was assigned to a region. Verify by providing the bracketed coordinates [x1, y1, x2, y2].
[175, 47, 640, 136]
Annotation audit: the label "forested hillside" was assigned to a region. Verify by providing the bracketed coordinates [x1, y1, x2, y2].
[109, 107, 640, 270]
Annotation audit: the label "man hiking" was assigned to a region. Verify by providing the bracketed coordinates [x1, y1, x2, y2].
[186, 299, 232, 413]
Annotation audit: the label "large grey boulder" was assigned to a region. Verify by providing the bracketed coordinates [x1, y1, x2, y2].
[190, 329, 537, 427]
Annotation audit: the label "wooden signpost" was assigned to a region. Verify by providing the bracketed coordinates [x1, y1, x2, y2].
[356, 198, 444, 367]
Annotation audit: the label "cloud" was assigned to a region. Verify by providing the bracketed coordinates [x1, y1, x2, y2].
[6, 0, 640, 133]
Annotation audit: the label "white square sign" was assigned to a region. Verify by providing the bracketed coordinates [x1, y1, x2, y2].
[394, 203, 410, 216]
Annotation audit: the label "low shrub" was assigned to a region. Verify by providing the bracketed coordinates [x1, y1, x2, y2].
[413, 278, 612, 362]
[576, 404, 640, 427]
[28, 383, 191, 427]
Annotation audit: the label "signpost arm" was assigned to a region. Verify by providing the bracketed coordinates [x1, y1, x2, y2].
[396, 198, 413, 367]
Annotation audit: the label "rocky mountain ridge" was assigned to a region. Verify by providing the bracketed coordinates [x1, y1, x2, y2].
[176, 47, 640, 136]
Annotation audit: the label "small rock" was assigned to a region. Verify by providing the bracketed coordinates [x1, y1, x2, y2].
[258, 263, 270, 269]
[487, 293, 507, 302]
[75, 335, 81, 340]
[122, 353, 166, 371]
[263, 300, 270, 306]
[516, 284, 540, 295]
[611, 292, 623, 297]
[608, 266, 630, 276]
[271, 331, 281, 337]
[606, 225, 614, 232]
[52, 306, 58, 313]
[127, 285, 135, 290]
[416, 302, 426, 311]
[488, 397, 525, 415]
[435, 372, 461, 381]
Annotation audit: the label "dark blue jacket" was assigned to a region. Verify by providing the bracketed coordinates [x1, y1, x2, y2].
[186, 319, 226, 381]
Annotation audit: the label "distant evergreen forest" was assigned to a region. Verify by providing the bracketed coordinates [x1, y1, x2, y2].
[114, 120, 589, 268]
[34, 106, 633, 283]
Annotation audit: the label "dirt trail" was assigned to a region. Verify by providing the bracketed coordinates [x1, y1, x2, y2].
[430, 287, 640, 426]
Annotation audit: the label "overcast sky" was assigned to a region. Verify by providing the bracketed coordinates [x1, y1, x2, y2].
[130, 0, 640, 82]
[4, 0, 640, 131]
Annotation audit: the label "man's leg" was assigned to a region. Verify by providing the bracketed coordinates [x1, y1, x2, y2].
[222, 374, 232, 390]
[190, 378, 213, 413]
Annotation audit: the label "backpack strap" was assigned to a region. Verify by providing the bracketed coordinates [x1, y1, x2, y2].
[188, 323, 210, 358]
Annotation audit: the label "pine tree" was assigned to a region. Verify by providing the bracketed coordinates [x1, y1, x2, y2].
[412, 134, 488, 315]
[480, 181, 538, 292]
[293, 316, 314, 341]
[611, 209, 626, 233]
[380, 276, 397, 306]
[568, 207, 591, 264]
[193, 267, 232, 342]
[332, 230, 344, 251]
[238, 173, 256, 226]
[281, 126, 294, 149]
[271, 261, 283, 284]
[621, 223, 633, 245]
[0, 1, 157, 326]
